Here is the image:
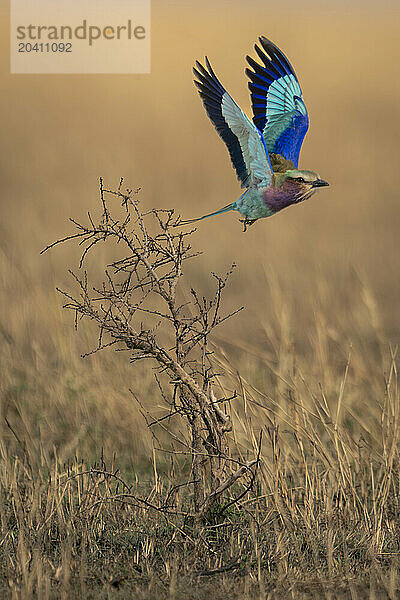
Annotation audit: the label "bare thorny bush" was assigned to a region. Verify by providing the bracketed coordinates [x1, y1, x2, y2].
[42, 178, 259, 524]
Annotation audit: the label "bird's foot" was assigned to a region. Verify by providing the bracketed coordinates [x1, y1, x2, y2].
[239, 218, 257, 232]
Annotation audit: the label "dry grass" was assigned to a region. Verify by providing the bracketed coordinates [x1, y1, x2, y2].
[1, 1, 400, 597]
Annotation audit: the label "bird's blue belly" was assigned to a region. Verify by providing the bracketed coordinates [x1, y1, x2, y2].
[233, 188, 273, 220]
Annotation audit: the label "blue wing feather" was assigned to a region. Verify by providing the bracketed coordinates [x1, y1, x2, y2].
[267, 113, 309, 166]
[245, 37, 309, 167]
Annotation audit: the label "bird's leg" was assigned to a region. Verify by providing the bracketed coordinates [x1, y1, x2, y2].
[239, 218, 257, 232]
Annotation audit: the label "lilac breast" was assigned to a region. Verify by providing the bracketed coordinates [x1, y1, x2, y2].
[262, 181, 301, 213]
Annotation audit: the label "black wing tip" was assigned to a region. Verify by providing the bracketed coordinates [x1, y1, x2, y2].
[193, 61, 210, 86]
[193, 56, 225, 100]
[246, 41, 282, 77]
[193, 57, 213, 75]
[259, 35, 273, 44]
[205, 56, 212, 70]
[259, 36, 278, 52]
[249, 35, 296, 77]
[194, 59, 205, 73]
[246, 55, 259, 70]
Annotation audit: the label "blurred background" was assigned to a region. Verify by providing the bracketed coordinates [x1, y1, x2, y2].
[1, 0, 400, 471]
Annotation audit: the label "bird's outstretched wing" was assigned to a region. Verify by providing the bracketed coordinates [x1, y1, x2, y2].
[194, 58, 272, 189]
[246, 36, 309, 168]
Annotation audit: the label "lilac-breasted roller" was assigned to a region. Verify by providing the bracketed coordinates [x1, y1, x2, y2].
[182, 36, 329, 231]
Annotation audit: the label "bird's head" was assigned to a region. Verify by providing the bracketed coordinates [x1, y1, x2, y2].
[283, 169, 329, 189]
[284, 169, 329, 189]
[272, 169, 329, 207]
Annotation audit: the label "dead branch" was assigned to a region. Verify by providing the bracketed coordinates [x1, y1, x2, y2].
[43, 179, 254, 519]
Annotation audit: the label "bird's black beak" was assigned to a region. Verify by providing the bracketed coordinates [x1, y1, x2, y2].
[312, 179, 329, 188]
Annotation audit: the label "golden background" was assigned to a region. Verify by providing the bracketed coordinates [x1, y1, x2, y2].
[1, 0, 400, 467]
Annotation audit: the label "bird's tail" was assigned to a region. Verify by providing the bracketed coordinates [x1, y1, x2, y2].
[180, 202, 235, 225]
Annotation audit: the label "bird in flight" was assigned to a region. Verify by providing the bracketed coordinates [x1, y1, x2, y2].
[182, 36, 328, 231]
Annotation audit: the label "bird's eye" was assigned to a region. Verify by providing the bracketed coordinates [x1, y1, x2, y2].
[295, 177, 305, 183]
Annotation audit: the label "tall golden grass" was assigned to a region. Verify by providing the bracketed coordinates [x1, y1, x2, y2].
[1, 1, 400, 597]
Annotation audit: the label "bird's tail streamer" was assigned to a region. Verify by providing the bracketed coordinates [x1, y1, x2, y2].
[179, 202, 234, 225]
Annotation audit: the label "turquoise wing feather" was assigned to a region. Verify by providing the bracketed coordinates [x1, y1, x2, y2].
[246, 37, 309, 168]
[194, 58, 272, 189]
